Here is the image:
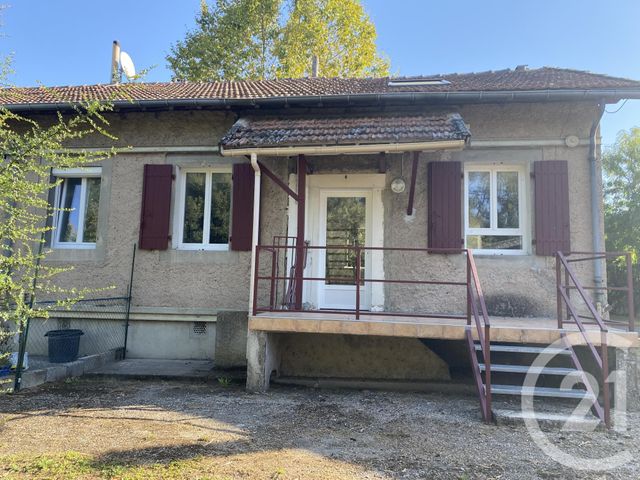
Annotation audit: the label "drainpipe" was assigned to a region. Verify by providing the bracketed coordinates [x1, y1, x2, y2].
[248, 153, 261, 314]
[589, 102, 606, 302]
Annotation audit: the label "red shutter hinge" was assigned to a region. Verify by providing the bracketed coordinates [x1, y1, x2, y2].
[171, 174, 176, 180]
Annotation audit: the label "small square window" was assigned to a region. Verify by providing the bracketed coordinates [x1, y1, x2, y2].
[176, 168, 232, 250]
[52, 169, 101, 249]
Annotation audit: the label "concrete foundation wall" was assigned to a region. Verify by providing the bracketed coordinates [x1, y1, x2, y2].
[278, 333, 451, 381]
[25, 316, 217, 360]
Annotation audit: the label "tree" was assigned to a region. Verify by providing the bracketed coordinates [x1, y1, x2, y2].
[167, 0, 281, 81]
[276, 0, 389, 78]
[166, 0, 389, 81]
[0, 88, 120, 378]
[603, 127, 640, 315]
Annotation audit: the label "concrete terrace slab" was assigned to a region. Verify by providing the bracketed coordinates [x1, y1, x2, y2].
[87, 359, 220, 380]
[250, 312, 639, 347]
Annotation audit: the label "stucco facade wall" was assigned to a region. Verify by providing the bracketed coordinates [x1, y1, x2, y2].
[36, 102, 603, 363]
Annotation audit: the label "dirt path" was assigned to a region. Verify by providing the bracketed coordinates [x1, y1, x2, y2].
[0, 378, 638, 479]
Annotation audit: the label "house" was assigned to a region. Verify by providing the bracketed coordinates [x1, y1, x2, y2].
[4, 67, 640, 424]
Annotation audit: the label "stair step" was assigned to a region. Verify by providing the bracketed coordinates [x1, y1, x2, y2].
[491, 384, 595, 400]
[476, 344, 570, 355]
[479, 364, 580, 376]
[492, 408, 601, 429]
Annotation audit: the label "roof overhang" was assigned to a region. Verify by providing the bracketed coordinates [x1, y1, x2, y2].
[219, 139, 467, 157]
[219, 112, 471, 157]
[5, 88, 640, 113]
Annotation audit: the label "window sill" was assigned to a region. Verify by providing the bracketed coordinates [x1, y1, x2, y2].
[52, 243, 97, 250]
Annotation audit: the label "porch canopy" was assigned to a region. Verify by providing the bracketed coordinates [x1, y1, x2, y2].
[218, 112, 471, 312]
[218, 112, 471, 156]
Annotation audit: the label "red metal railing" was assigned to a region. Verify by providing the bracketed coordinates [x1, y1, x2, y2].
[253, 243, 492, 421]
[554, 251, 636, 428]
[466, 250, 492, 423]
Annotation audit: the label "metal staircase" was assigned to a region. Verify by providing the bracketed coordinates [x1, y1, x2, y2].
[466, 250, 638, 428]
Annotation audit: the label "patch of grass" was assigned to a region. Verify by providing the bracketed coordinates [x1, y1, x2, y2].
[217, 376, 232, 387]
[0, 451, 234, 480]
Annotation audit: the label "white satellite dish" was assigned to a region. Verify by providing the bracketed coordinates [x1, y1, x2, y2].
[119, 51, 136, 79]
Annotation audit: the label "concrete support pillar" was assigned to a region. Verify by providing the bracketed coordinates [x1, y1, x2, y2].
[214, 311, 248, 368]
[616, 347, 640, 412]
[246, 329, 280, 392]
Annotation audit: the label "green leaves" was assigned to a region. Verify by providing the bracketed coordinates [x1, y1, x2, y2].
[0, 97, 119, 336]
[603, 127, 640, 314]
[166, 0, 389, 81]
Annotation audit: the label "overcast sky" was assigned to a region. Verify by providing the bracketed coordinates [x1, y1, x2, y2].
[3, 0, 638, 146]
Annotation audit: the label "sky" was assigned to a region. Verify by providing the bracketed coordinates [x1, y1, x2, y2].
[2, 0, 639, 146]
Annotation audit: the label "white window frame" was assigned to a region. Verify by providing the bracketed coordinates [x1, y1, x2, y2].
[464, 163, 528, 256]
[174, 166, 232, 251]
[52, 167, 102, 250]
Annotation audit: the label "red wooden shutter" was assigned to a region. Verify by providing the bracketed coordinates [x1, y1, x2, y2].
[139, 164, 173, 250]
[231, 163, 255, 251]
[428, 161, 462, 251]
[534, 160, 570, 256]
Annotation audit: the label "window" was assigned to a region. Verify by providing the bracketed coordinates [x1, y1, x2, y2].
[175, 168, 232, 250]
[464, 164, 527, 254]
[52, 168, 102, 249]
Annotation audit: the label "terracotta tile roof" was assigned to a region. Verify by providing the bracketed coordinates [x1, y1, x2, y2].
[219, 113, 471, 149]
[2, 67, 639, 107]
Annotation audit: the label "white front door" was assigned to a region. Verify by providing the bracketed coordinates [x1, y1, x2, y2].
[289, 174, 385, 311]
[317, 190, 372, 310]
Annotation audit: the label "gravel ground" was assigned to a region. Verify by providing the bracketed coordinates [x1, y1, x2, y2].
[0, 378, 638, 479]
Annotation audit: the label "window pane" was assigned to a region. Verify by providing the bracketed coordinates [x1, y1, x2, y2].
[58, 178, 82, 242]
[467, 235, 522, 250]
[209, 173, 231, 244]
[82, 178, 101, 243]
[497, 172, 519, 228]
[325, 197, 366, 285]
[468, 172, 490, 228]
[183, 173, 206, 243]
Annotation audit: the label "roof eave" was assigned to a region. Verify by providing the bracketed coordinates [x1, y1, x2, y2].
[4, 87, 640, 112]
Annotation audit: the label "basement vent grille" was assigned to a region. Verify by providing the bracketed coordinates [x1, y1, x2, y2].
[193, 322, 207, 336]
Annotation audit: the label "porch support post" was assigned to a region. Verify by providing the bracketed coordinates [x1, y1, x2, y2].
[294, 154, 307, 310]
[406, 151, 420, 216]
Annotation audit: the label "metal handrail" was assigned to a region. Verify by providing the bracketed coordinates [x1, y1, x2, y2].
[253, 243, 471, 319]
[556, 251, 611, 427]
[466, 250, 492, 423]
[253, 243, 492, 422]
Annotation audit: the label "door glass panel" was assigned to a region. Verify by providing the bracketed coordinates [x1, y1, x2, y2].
[325, 197, 366, 285]
[497, 171, 519, 228]
[183, 172, 206, 243]
[58, 178, 82, 242]
[468, 172, 490, 228]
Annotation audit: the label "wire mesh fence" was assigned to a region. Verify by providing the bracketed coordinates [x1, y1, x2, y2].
[6, 295, 131, 391]
[27, 296, 130, 358]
